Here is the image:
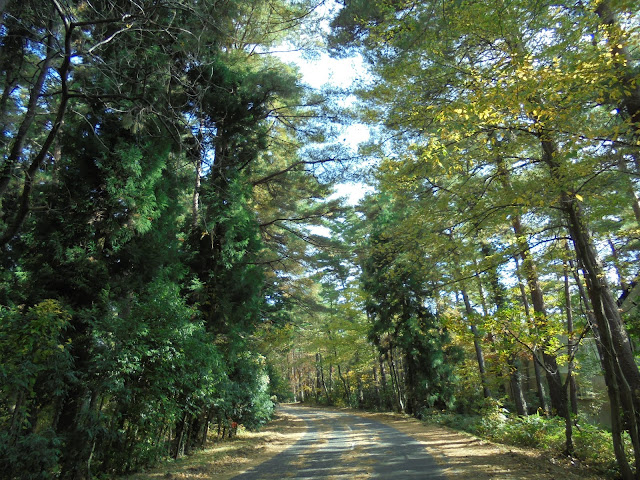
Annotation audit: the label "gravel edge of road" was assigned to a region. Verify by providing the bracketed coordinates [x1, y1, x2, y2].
[319, 406, 605, 480]
[122, 404, 605, 480]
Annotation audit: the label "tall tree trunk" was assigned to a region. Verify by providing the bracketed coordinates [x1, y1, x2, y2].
[514, 255, 548, 414]
[379, 356, 390, 409]
[372, 363, 381, 408]
[321, 361, 331, 404]
[291, 364, 297, 401]
[172, 410, 188, 459]
[387, 349, 405, 412]
[337, 364, 350, 404]
[561, 240, 577, 455]
[329, 364, 333, 399]
[496, 157, 564, 416]
[511, 214, 567, 418]
[539, 131, 640, 478]
[459, 285, 491, 399]
[357, 375, 365, 407]
[477, 246, 530, 412]
[509, 357, 529, 416]
[315, 353, 322, 402]
[452, 251, 492, 400]
[394, 348, 407, 411]
[563, 240, 579, 417]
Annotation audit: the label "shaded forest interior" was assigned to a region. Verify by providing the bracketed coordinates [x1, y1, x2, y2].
[2, 1, 640, 479]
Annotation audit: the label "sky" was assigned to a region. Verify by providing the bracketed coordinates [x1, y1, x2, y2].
[273, 4, 374, 207]
[275, 50, 374, 205]
[275, 48, 371, 147]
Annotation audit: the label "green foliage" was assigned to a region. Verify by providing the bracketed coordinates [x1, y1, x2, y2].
[10, 0, 640, 477]
[572, 422, 620, 477]
[266, 362, 295, 403]
[361, 195, 462, 414]
[0, 300, 72, 479]
[93, 278, 227, 473]
[228, 352, 275, 430]
[430, 408, 620, 477]
[327, 0, 640, 475]
[0, 0, 329, 477]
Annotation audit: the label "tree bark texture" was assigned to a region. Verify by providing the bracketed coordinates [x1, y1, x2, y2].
[540, 132, 640, 478]
[512, 214, 567, 418]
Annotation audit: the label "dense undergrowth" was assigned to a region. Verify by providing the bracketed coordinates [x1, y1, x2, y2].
[425, 400, 621, 479]
[299, 396, 620, 477]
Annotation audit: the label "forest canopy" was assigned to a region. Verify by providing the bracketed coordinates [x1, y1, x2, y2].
[2, 0, 640, 479]
[0, 0, 344, 477]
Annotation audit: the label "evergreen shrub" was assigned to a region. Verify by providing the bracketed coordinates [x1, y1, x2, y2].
[426, 406, 619, 478]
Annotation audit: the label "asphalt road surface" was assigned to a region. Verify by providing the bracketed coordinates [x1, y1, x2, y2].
[232, 405, 446, 480]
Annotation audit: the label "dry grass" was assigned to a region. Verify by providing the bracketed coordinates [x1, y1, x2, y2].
[120, 410, 306, 480]
[120, 405, 604, 480]
[342, 408, 604, 480]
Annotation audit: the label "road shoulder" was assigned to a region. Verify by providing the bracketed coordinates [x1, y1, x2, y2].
[327, 407, 603, 480]
[123, 404, 603, 480]
[122, 407, 307, 480]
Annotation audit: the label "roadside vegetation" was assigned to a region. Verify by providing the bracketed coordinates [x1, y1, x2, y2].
[427, 400, 620, 478]
[122, 409, 306, 480]
[2, 1, 640, 479]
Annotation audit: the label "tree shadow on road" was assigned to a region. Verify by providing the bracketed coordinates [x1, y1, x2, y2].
[360, 411, 603, 480]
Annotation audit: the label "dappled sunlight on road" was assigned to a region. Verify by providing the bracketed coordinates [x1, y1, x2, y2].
[232, 406, 445, 479]
[357, 411, 596, 480]
[127, 406, 602, 480]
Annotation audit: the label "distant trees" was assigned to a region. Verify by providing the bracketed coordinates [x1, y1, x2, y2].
[322, 0, 640, 477]
[360, 195, 461, 415]
[4, 0, 640, 477]
[0, 1, 338, 478]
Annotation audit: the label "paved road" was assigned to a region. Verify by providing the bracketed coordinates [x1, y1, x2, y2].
[232, 405, 446, 479]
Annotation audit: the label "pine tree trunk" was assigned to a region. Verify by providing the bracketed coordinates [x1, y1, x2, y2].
[496, 157, 564, 415]
[540, 133, 640, 477]
[315, 353, 322, 402]
[291, 364, 297, 401]
[514, 256, 549, 413]
[172, 411, 188, 459]
[563, 241, 579, 416]
[372, 363, 381, 408]
[459, 286, 491, 399]
[322, 364, 331, 404]
[387, 350, 404, 412]
[379, 356, 390, 409]
[337, 364, 350, 404]
[512, 215, 567, 418]
[509, 358, 528, 416]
